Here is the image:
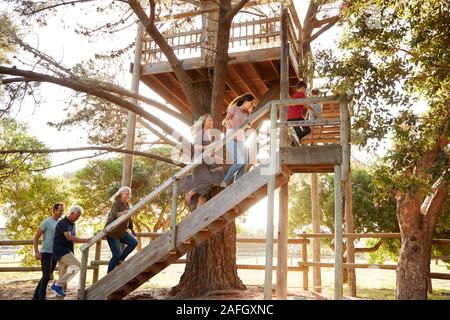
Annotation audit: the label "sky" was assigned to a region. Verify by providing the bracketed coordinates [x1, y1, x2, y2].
[1, 1, 424, 231]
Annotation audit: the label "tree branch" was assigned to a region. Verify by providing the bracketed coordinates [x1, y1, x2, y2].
[354, 239, 384, 253]
[11, 35, 76, 77]
[128, 0, 201, 112]
[20, 0, 97, 15]
[226, 0, 250, 21]
[0, 66, 188, 142]
[422, 176, 449, 232]
[304, 16, 340, 45]
[28, 152, 109, 172]
[3, 33, 191, 124]
[0, 147, 184, 167]
[0, 77, 31, 85]
[398, 48, 450, 71]
[115, 105, 183, 148]
[313, 15, 340, 28]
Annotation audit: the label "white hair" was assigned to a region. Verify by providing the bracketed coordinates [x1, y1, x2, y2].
[69, 205, 83, 215]
[110, 186, 131, 202]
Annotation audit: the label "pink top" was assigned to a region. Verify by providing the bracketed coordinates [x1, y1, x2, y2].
[227, 106, 249, 129]
[226, 106, 249, 141]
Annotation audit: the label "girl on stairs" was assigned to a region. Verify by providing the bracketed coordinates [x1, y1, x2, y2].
[220, 93, 257, 188]
[182, 114, 224, 210]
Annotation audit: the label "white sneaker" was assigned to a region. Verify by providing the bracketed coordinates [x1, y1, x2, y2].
[219, 181, 228, 188]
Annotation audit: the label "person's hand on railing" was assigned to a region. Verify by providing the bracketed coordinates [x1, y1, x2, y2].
[34, 251, 42, 260]
[82, 237, 92, 244]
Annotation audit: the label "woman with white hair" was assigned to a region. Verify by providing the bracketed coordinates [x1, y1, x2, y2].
[104, 186, 138, 273]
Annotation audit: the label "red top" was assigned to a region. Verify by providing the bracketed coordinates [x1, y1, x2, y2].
[287, 91, 306, 120]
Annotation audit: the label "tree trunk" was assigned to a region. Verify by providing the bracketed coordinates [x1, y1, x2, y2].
[396, 229, 432, 300]
[395, 195, 433, 300]
[210, 2, 233, 127]
[192, 81, 212, 121]
[171, 74, 245, 297]
[395, 178, 448, 300]
[171, 220, 245, 297]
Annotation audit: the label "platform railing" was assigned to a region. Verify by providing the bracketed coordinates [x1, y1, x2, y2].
[142, 5, 301, 65]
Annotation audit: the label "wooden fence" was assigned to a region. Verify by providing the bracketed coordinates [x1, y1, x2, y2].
[296, 233, 450, 291]
[1, 232, 448, 290]
[0, 233, 310, 285]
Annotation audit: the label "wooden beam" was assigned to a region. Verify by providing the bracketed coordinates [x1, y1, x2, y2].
[334, 164, 343, 300]
[77, 248, 89, 300]
[340, 97, 356, 297]
[225, 70, 244, 96]
[157, 73, 191, 111]
[269, 60, 280, 78]
[280, 146, 342, 165]
[248, 63, 268, 91]
[142, 75, 191, 115]
[230, 65, 262, 99]
[142, 47, 282, 74]
[92, 241, 102, 284]
[288, 2, 303, 34]
[311, 173, 322, 293]
[276, 8, 289, 300]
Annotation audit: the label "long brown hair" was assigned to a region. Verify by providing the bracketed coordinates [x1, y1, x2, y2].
[227, 93, 256, 111]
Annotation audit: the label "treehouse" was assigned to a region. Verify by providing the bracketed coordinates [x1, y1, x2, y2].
[140, 1, 303, 115]
[139, 1, 341, 150]
[74, 1, 352, 301]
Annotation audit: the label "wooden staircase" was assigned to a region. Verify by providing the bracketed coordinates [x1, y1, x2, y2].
[84, 165, 289, 300]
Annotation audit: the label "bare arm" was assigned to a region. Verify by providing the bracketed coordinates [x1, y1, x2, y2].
[224, 111, 233, 121]
[63, 231, 90, 243]
[33, 229, 44, 260]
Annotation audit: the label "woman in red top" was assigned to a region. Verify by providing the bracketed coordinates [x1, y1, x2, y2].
[288, 81, 311, 145]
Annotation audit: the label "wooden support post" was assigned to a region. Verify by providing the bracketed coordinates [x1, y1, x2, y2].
[92, 241, 102, 284]
[78, 248, 89, 300]
[340, 97, 356, 296]
[121, 22, 144, 187]
[302, 239, 309, 291]
[169, 181, 179, 248]
[276, 7, 289, 301]
[311, 173, 322, 292]
[264, 103, 278, 300]
[334, 165, 343, 300]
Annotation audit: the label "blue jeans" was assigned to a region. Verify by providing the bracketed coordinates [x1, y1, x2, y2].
[224, 139, 246, 183]
[106, 233, 138, 273]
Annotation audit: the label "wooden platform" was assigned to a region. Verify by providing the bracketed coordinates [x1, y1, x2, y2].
[281, 145, 342, 173]
[84, 165, 289, 300]
[141, 48, 300, 116]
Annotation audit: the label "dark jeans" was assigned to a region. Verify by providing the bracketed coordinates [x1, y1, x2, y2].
[32, 252, 57, 300]
[289, 118, 311, 144]
[106, 233, 138, 273]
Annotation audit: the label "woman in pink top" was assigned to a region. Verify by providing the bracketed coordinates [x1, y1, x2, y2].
[221, 93, 257, 186]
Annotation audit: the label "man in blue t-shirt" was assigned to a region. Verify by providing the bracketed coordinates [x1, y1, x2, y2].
[32, 202, 65, 300]
[50, 205, 91, 298]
